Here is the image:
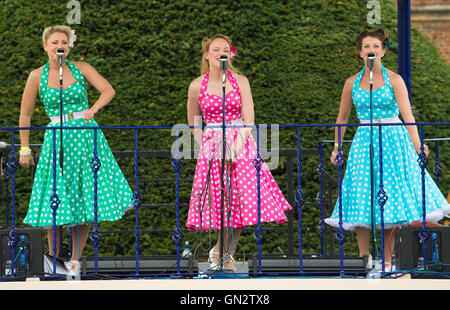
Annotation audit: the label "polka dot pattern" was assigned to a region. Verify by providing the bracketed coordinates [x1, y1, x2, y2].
[23, 61, 134, 228]
[186, 71, 292, 232]
[325, 65, 450, 230]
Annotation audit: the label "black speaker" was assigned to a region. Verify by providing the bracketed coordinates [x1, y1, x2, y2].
[248, 254, 368, 276]
[0, 227, 44, 277]
[394, 225, 450, 274]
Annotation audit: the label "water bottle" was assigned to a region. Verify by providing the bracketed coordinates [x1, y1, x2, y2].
[182, 241, 193, 258]
[431, 232, 439, 262]
[18, 235, 28, 276]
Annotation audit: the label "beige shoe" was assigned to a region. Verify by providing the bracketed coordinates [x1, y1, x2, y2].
[64, 260, 80, 276]
[223, 255, 237, 273]
[208, 248, 220, 271]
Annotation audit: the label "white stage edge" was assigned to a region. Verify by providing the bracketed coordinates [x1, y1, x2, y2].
[1, 276, 449, 290]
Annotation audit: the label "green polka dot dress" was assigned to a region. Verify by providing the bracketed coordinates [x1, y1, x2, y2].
[23, 61, 133, 228]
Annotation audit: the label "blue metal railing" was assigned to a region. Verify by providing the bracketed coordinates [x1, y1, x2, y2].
[1, 121, 449, 278]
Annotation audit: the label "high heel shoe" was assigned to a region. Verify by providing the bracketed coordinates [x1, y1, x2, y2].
[64, 260, 80, 277]
[223, 255, 237, 273]
[208, 248, 220, 271]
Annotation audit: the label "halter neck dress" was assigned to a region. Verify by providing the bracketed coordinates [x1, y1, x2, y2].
[325, 64, 450, 230]
[23, 60, 133, 228]
[186, 71, 292, 232]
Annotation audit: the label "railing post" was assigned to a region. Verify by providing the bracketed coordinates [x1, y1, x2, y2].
[253, 125, 265, 274]
[376, 125, 388, 273]
[132, 129, 143, 276]
[89, 129, 102, 274]
[49, 129, 61, 276]
[433, 141, 441, 188]
[317, 142, 326, 256]
[334, 126, 347, 276]
[6, 131, 19, 277]
[171, 127, 183, 275]
[294, 128, 306, 274]
[417, 125, 430, 266]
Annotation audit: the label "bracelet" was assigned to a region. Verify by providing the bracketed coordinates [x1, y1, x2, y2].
[334, 143, 339, 148]
[19, 149, 32, 156]
[20, 146, 30, 150]
[331, 151, 338, 157]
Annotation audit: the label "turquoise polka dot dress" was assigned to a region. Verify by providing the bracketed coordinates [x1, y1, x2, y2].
[23, 61, 133, 228]
[325, 64, 450, 230]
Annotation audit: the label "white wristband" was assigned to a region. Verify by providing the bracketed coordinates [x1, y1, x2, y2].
[19, 149, 32, 156]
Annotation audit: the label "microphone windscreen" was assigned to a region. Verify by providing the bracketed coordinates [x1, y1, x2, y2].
[220, 55, 228, 71]
[56, 49, 65, 65]
[367, 53, 376, 70]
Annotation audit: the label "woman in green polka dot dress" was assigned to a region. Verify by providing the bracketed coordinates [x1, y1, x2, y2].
[19, 26, 133, 273]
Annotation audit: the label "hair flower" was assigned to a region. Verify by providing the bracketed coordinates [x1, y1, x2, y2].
[70, 29, 77, 48]
[230, 46, 237, 59]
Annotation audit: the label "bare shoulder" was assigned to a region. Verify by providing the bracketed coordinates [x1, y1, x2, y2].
[385, 68, 404, 87]
[342, 73, 358, 91]
[345, 73, 358, 86]
[189, 74, 205, 92]
[70, 60, 93, 73]
[29, 66, 43, 79]
[233, 72, 249, 84]
[26, 67, 44, 87]
[233, 73, 251, 91]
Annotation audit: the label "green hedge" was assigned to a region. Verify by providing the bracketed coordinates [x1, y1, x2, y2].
[0, 0, 448, 259]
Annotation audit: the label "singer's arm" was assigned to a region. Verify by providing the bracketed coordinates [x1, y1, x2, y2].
[390, 72, 428, 156]
[187, 77, 203, 145]
[233, 74, 254, 158]
[19, 69, 40, 168]
[76, 61, 116, 123]
[331, 76, 355, 164]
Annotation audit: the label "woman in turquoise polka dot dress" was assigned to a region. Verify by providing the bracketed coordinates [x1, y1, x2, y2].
[325, 29, 450, 271]
[19, 26, 133, 274]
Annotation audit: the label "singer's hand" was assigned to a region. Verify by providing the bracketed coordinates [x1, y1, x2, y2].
[330, 150, 344, 166]
[330, 152, 337, 165]
[19, 154, 35, 168]
[83, 108, 97, 123]
[414, 143, 429, 157]
[231, 134, 245, 164]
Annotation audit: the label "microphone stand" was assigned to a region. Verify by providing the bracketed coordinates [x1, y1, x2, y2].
[56, 53, 65, 265]
[57, 54, 64, 174]
[218, 62, 227, 272]
[368, 64, 375, 261]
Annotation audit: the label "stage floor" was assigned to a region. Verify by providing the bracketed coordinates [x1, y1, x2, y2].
[1, 275, 449, 291]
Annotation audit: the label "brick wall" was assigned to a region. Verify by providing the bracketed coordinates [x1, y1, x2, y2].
[408, 0, 450, 63]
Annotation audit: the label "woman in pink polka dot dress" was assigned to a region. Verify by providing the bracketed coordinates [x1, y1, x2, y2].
[186, 34, 292, 271]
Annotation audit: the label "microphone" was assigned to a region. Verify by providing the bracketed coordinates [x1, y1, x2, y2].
[367, 53, 376, 84]
[56, 49, 65, 82]
[56, 49, 65, 66]
[219, 55, 228, 72]
[220, 55, 228, 88]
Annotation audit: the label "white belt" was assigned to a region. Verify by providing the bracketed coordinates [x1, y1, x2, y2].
[205, 118, 243, 129]
[49, 110, 86, 124]
[360, 116, 401, 124]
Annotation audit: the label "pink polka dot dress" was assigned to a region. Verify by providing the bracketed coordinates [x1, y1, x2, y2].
[186, 71, 292, 232]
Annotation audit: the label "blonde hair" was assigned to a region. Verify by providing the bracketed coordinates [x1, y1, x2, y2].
[200, 34, 240, 75]
[42, 25, 72, 44]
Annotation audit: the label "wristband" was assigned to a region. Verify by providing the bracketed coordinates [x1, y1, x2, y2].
[21, 146, 30, 150]
[19, 149, 32, 156]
